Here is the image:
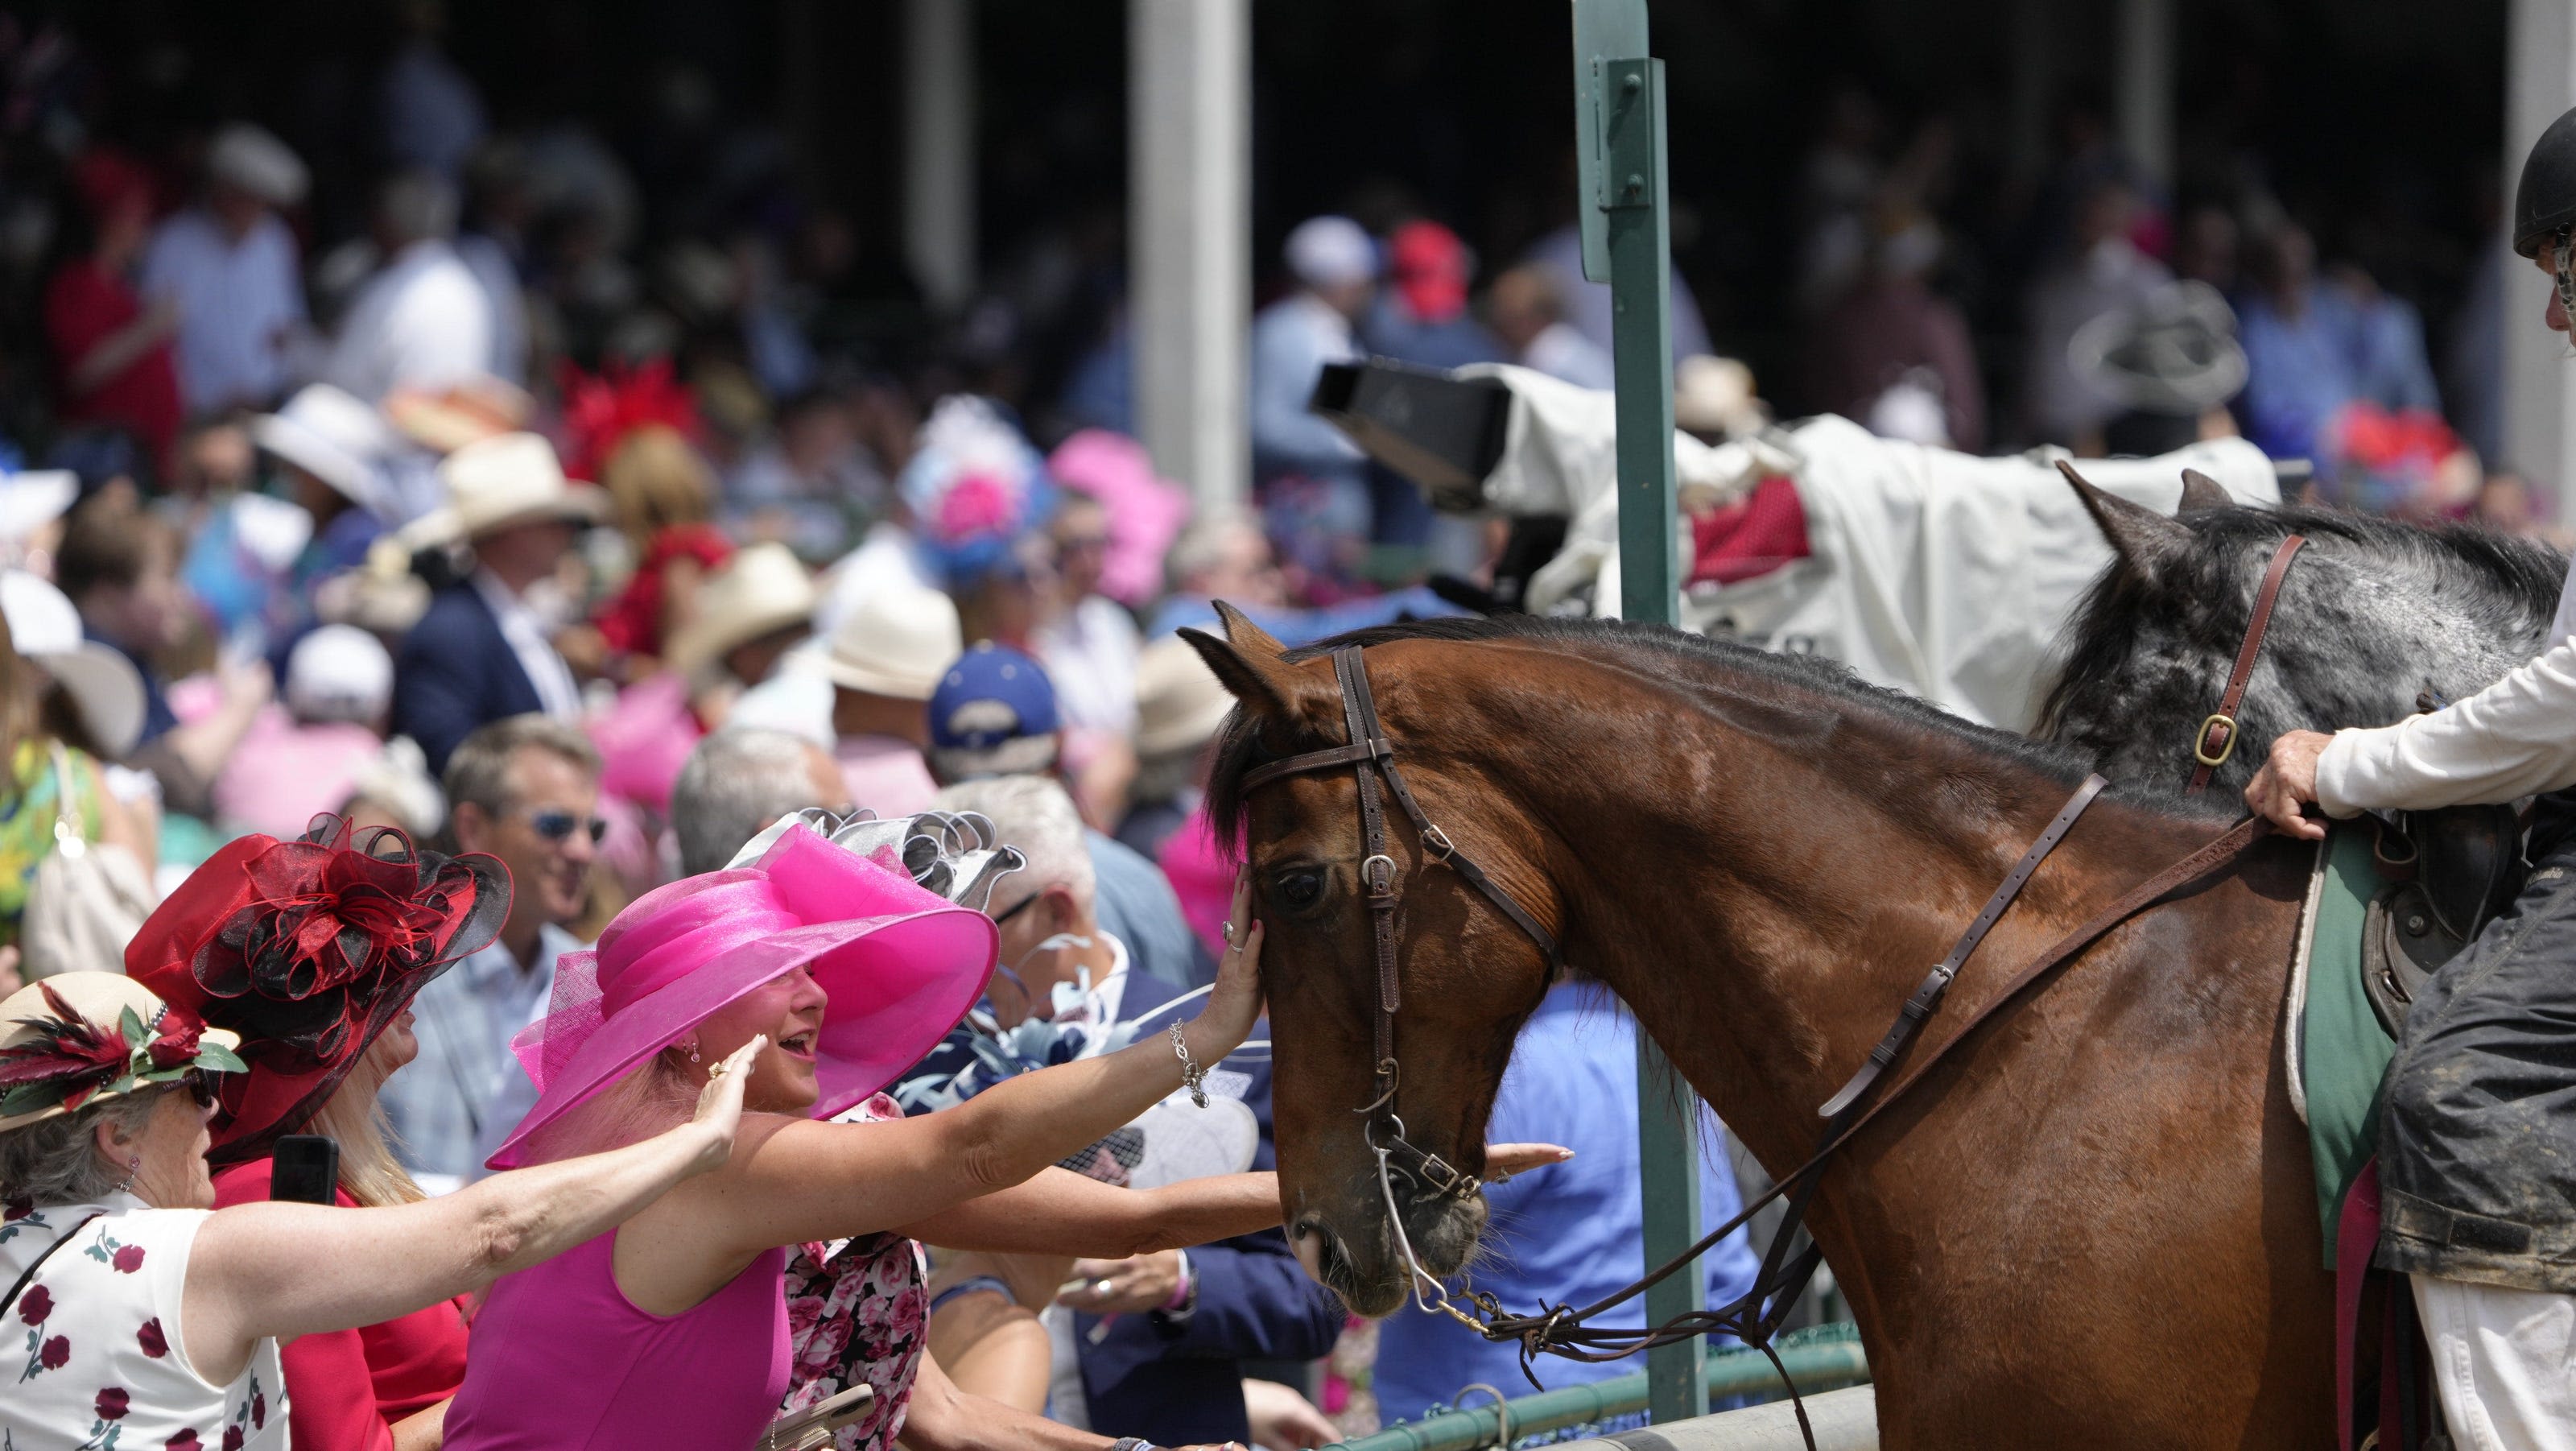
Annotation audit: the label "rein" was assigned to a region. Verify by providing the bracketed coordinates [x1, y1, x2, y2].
[1241, 643, 2277, 1449]
[2186, 534, 2308, 792]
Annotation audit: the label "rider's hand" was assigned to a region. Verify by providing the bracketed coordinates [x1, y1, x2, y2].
[2244, 730, 2333, 841]
[1183, 871, 1265, 1064]
[680, 1036, 765, 1176]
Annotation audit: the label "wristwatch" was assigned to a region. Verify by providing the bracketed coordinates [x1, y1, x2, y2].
[1109, 1439, 1159, 1451]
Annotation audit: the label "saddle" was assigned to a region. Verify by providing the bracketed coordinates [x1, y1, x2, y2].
[2359, 804, 2524, 1036]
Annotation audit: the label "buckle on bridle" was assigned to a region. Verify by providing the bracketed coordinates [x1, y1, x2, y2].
[1361, 854, 1397, 899]
[2192, 713, 2238, 768]
[1421, 825, 1458, 865]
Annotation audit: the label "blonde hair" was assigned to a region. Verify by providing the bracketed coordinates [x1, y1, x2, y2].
[522, 1047, 698, 1166]
[602, 426, 715, 544]
[312, 1069, 426, 1208]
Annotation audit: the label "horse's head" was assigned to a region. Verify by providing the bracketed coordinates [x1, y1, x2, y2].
[2037, 464, 2563, 794]
[1184, 606, 1562, 1315]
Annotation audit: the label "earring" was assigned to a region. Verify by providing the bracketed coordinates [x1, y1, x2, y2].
[686, 1041, 702, 1064]
[114, 1155, 139, 1196]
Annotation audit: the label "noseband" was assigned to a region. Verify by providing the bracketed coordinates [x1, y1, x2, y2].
[1241, 644, 1564, 1246]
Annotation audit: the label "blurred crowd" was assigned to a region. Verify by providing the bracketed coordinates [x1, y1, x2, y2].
[0, 7, 2547, 1449]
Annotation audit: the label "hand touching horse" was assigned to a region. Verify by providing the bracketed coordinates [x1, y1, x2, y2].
[1187, 606, 2330, 1449]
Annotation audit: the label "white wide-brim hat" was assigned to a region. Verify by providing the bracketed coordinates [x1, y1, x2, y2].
[1133, 637, 1236, 756]
[207, 123, 307, 207]
[665, 543, 819, 675]
[0, 571, 146, 759]
[407, 432, 607, 548]
[253, 384, 393, 517]
[800, 582, 961, 702]
[0, 470, 76, 547]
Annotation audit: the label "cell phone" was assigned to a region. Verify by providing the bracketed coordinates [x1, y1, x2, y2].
[270, 1135, 340, 1205]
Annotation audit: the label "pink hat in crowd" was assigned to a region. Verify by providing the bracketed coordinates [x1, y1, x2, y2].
[485, 823, 995, 1169]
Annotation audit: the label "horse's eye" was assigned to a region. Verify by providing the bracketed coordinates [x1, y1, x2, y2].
[1275, 867, 1325, 911]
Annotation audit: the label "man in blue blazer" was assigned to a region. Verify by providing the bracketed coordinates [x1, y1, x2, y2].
[391, 432, 603, 773]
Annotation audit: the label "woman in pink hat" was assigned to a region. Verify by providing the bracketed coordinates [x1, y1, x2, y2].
[440, 822, 1283, 1451]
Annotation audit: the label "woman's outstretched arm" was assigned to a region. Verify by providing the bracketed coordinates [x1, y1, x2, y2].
[182, 1036, 763, 1379]
[701, 883, 1268, 1254]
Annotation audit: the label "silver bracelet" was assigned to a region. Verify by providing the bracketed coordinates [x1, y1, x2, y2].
[1167, 1022, 1209, 1107]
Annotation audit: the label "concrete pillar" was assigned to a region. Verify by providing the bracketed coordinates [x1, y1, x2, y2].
[903, 0, 976, 311]
[2505, 0, 2576, 513]
[1130, 0, 1251, 511]
[2115, 0, 2174, 188]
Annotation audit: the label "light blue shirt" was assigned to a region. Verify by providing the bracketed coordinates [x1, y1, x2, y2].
[1250, 293, 1366, 480]
[381, 922, 580, 1190]
[1373, 984, 1760, 1425]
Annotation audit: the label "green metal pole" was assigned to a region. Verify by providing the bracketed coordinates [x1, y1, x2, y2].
[1604, 56, 1703, 1428]
[1575, 0, 1701, 1424]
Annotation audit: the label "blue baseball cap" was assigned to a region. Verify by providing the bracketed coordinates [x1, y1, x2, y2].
[929, 643, 1061, 779]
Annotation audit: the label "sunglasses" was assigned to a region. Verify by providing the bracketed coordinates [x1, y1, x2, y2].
[181, 1070, 218, 1110]
[992, 892, 1041, 927]
[520, 808, 610, 845]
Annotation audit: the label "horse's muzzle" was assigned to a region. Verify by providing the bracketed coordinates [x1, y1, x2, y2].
[1291, 1190, 1490, 1317]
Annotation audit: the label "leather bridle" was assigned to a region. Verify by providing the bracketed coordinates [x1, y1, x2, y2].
[1240, 640, 2276, 1449]
[1241, 645, 1564, 1215]
[2186, 534, 2308, 793]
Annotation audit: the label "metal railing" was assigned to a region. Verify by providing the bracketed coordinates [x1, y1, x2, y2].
[1327, 1324, 1869, 1451]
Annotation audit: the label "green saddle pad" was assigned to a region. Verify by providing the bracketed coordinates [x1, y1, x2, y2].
[2301, 821, 2396, 1266]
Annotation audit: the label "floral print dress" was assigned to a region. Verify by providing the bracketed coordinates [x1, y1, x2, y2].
[778, 1095, 930, 1451]
[0, 1194, 285, 1451]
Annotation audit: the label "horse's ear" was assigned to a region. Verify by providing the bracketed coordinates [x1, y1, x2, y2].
[2057, 459, 2187, 576]
[1210, 600, 1290, 663]
[1181, 613, 1298, 719]
[2176, 468, 2233, 512]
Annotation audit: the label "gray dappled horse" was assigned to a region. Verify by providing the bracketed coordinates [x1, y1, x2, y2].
[2037, 473, 2565, 795]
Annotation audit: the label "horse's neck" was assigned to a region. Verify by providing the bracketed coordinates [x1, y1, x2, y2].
[1524, 719, 2173, 1180]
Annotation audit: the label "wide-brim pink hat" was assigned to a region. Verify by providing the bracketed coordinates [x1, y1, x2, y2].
[485, 823, 994, 1169]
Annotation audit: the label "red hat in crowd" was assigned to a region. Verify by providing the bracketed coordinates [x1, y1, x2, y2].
[68, 149, 154, 225]
[126, 816, 510, 1165]
[1389, 220, 1472, 324]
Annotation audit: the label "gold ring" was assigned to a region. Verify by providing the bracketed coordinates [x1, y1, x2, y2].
[707, 1060, 729, 1079]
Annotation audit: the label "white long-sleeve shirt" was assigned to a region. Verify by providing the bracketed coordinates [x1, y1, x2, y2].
[2316, 572, 2576, 816]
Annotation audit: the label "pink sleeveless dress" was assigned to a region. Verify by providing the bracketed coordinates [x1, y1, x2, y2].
[440, 1230, 789, 1450]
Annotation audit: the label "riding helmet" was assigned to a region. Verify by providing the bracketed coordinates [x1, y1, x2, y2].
[2514, 105, 2576, 258]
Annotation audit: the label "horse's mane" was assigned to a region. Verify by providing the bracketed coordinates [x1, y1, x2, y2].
[2034, 503, 2565, 740]
[1203, 614, 2102, 855]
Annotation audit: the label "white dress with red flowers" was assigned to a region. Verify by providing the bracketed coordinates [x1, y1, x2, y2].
[0, 1194, 285, 1451]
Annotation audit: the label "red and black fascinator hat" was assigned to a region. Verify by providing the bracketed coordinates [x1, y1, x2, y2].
[126, 815, 510, 1164]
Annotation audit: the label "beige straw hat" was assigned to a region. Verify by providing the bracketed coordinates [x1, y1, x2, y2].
[665, 543, 818, 674]
[1133, 637, 1236, 756]
[0, 974, 243, 1135]
[801, 583, 961, 702]
[404, 432, 607, 548]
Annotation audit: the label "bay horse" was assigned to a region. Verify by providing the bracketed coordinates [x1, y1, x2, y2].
[1184, 605, 2328, 1449]
[2038, 475, 2562, 794]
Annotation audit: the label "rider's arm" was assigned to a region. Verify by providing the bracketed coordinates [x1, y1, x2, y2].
[2316, 634, 2576, 816]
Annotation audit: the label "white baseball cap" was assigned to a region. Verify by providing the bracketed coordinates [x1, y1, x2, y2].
[0, 570, 146, 758]
[285, 624, 394, 726]
[1285, 216, 1378, 290]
